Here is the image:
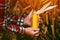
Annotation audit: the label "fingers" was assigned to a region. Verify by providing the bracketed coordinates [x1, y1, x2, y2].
[31, 30, 39, 37]
[33, 28, 40, 31]
[27, 9, 34, 19]
[25, 27, 40, 37]
[32, 28, 40, 37]
[24, 9, 34, 26]
[34, 31, 39, 36]
[34, 33, 39, 37]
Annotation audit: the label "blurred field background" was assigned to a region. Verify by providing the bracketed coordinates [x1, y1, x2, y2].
[0, 0, 60, 40]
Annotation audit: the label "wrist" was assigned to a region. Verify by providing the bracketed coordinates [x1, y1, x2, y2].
[18, 17, 25, 34]
[19, 26, 25, 34]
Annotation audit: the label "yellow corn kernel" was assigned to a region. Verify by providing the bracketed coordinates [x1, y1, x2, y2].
[32, 13, 38, 28]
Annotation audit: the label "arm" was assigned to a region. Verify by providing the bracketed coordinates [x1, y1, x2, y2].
[7, 23, 25, 34]
[0, 0, 5, 30]
[2, 15, 25, 34]
[2, 10, 39, 36]
[0, 0, 40, 37]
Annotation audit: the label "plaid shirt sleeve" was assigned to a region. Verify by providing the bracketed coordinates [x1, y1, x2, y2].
[0, 0, 5, 30]
[0, 0, 5, 16]
[3, 14, 25, 34]
[0, 0, 25, 34]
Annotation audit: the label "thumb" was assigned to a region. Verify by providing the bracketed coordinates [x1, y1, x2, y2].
[27, 9, 34, 19]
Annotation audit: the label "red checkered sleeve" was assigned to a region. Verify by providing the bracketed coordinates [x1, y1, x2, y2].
[0, 0, 5, 17]
[7, 24, 25, 34]
[0, 0, 5, 30]
[3, 15, 25, 34]
[0, 0, 25, 34]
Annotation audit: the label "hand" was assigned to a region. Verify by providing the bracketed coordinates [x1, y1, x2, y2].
[24, 10, 33, 26]
[24, 10, 40, 26]
[24, 27, 40, 37]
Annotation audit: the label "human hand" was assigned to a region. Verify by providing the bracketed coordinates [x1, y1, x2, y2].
[24, 27, 40, 37]
[24, 10, 40, 26]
